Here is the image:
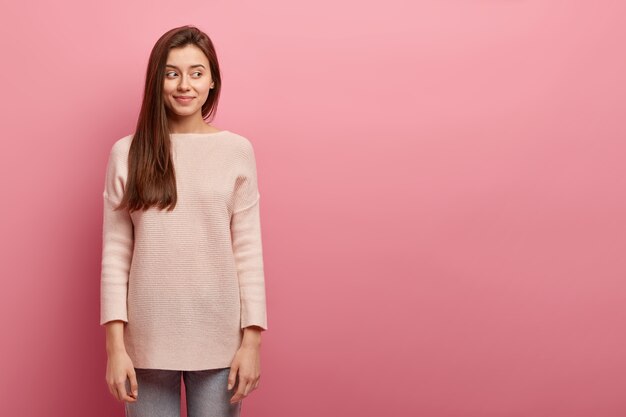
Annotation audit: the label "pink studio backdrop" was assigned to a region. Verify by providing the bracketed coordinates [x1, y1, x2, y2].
[1, 1, 625, 416]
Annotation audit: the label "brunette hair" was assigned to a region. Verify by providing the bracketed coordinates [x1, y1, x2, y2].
[116, 25, 222, 213]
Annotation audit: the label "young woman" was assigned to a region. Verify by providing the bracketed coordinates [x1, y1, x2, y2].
[100, 25, 268, 417]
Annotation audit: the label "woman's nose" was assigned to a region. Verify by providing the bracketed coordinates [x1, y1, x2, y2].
[178, 75, 190, 89]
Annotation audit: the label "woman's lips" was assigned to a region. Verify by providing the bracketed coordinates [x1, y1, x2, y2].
[174, 96, 194, 104]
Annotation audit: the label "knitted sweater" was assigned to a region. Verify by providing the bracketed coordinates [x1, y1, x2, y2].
[99, 130, 268, 371]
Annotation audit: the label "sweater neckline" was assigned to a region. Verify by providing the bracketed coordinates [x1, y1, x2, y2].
[170, 130, 230, 137]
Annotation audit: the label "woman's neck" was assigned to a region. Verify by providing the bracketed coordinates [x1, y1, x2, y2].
[168, 117, 220, 134]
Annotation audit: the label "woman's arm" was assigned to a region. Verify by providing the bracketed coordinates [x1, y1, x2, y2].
[228, 140, 268, 404]
[105, 320, 126, 353]
[104, 320, 138, 403]
[229, 326, 263, 404]
[242, 326, 263, 346]
[100, 139, 138, 404]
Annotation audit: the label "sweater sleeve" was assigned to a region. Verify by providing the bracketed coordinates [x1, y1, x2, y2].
[231, 141, 268, 330]
[100, 142, 134, 326]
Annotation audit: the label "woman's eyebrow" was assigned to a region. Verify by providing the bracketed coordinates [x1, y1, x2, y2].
[165, 64, 206, 69]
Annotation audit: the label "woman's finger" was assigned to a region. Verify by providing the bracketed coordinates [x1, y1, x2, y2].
[116, 380, 136, 403]
[243, 378, 254, 396]
[227, 365, 238, 390]
[128, 370, 139, 398]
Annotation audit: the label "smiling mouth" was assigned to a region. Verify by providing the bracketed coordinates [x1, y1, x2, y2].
[174, 96, 195, 103]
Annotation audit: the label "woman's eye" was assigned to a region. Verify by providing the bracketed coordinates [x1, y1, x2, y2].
[165, 71, 203, 78]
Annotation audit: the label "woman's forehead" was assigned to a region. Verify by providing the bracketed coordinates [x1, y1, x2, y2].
[167, 45, 209, 66]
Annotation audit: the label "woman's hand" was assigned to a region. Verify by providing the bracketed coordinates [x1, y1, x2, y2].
[228, 327, 262, 404]
[106, 348, 138, 403]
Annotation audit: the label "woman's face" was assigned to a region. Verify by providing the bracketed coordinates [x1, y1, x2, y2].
[162, 44, 214, 119]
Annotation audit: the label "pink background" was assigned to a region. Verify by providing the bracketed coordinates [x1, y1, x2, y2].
[1, 0, 625, 416]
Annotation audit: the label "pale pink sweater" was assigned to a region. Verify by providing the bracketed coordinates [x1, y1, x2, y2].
[100, 130, 268, 371]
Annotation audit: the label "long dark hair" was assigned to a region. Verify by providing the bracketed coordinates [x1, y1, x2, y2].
[116, 25, 222, 213]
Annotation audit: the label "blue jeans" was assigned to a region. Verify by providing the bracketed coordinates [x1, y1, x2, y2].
[124, 367, 243, 417]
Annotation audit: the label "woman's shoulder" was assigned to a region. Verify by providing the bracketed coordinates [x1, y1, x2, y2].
[222, 130, 257, 153]
[111, 134, 133, 152]
[223, 132, 258, 164]
[105, 134, 133, 164]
